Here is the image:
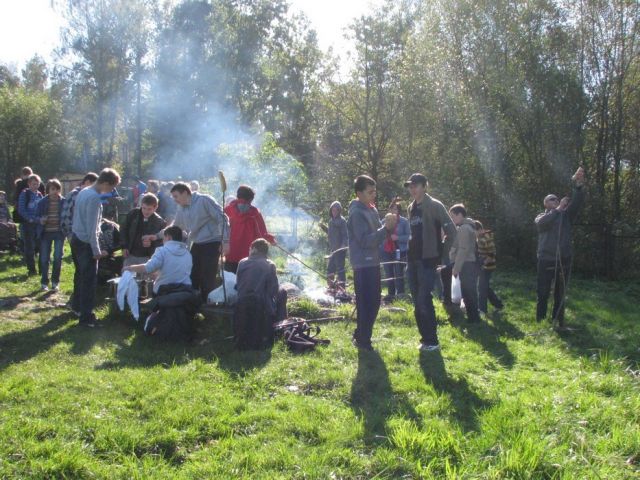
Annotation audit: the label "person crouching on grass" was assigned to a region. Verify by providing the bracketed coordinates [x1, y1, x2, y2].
[123, 226, 192, 297]
[36, 179, 65, 291]
[448, 204, 481, 323]
[347, 175, 397, 351]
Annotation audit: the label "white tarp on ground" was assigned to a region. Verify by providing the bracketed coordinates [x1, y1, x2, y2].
[208, 272, 238, 305]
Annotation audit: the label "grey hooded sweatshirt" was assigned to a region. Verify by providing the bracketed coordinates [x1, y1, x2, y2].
[144, 240, 193, 293]
[328, 201, 348, 252]
[347, 199, 386, 269]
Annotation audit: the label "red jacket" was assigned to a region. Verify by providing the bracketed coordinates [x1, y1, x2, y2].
[224, 200, 275, 263]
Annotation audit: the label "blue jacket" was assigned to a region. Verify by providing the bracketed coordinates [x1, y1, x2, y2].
[347, 199, 386, 269]
[35, 194, 66, 236]
[18, 189, 43, 224]
[145, 240, 193, 294]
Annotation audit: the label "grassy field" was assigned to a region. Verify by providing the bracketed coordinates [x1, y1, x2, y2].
[0, 248, 639, 479]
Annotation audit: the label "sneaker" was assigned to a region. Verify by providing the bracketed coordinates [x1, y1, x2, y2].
[418, 343, 440, 352]
[51, 283, 59, 291]
[41, 284, 49, 291]
[351, 336, 373, 351]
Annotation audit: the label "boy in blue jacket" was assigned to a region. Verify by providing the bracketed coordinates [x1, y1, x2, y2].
[347, 175, 397, 350]
[36, 179, 65, 291]
[18, 174, 44, 276]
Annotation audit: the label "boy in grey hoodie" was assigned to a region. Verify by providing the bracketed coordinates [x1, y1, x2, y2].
[449, 204, 480, 323]
[347, 175, 396, 350]
[327, 201, 348, 288]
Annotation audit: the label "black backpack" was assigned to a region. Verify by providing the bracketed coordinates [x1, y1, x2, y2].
[233, 293, 274, 350]
[274, 318, 331, 353]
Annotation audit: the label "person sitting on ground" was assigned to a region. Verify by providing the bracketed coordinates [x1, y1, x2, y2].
[326, 200, 348, 289]
[474, 220, 504, 315]
[36, 179, 66, 291]
[0, 191, 18, 251]
[121, 193, 167, 274]
[123, 226, 192, 296]
[234, 238, 287, 349]
[236, 238, 288, 323]
[224, 185, 276, 274]
[124, 226, 199, 341]
[449, 204, 481, 323]
[18, 174, 44, 276]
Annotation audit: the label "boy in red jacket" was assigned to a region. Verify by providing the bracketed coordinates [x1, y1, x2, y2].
[224, 185, 276, 274]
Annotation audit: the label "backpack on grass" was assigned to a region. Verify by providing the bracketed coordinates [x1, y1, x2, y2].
[274, 317, 331, 353]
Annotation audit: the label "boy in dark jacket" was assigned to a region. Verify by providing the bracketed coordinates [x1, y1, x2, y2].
[18, 174, 44, 276]
[326, 201, 348, 288]
[348, 175, 397, 351]
[235, 238, 288, 323]
[36, 179, 65, 291]
[121, 193, 167, 274]
[535, 167, 585, 328]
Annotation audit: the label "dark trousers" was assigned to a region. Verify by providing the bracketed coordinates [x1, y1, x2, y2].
[537, 257, 571, 325]
[23, 222, 38, 273]
[190, 241, 220, 302]
[275, 288, 288, 322]
[478, 269, 503, 313]
[353, 266, 381, 347]
[440, 264, 453, 304]
[407, 260, 439, 345]
[40, 231, 64, 285]
[459, 261, 480, 323]
[381, 250, 406, 297]
[71, 236, 98, 323]
[224, 261, 239, 274]
[327, 250, 347, 284]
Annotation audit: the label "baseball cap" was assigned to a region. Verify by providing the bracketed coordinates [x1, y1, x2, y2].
[404, 173, 427, 187]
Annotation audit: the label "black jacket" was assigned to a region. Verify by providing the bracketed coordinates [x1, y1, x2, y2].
[535, 185, 585, 261]
[121, 208, 166, 256]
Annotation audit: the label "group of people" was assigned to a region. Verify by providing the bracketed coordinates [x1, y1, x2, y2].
[2, 163, 585, 349]
[4, 166, 283, 338]
[336, 167, 585, 351]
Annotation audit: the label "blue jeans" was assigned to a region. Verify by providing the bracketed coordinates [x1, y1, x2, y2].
[353, 266, 381, 347]
[381, 250, 406, 297]
[23, 222, 38, 273]
[40, 231, 64, 285]
[71, 236, 98, 323]
[407, 260, 438, 345]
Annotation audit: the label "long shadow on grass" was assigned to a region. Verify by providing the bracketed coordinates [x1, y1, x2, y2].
[447, 307, 518, 368]
[0, 311, 106, 371]
[94, 312, 272, 373]
[350, 350, 419, 446]
[419, 351, 490, 432]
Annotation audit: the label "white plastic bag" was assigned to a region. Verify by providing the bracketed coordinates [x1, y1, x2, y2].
[451, 275, 462, 304]
[207, 271, 238, 305]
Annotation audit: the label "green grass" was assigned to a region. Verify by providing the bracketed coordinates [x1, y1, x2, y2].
[1, 249, 639, 479]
